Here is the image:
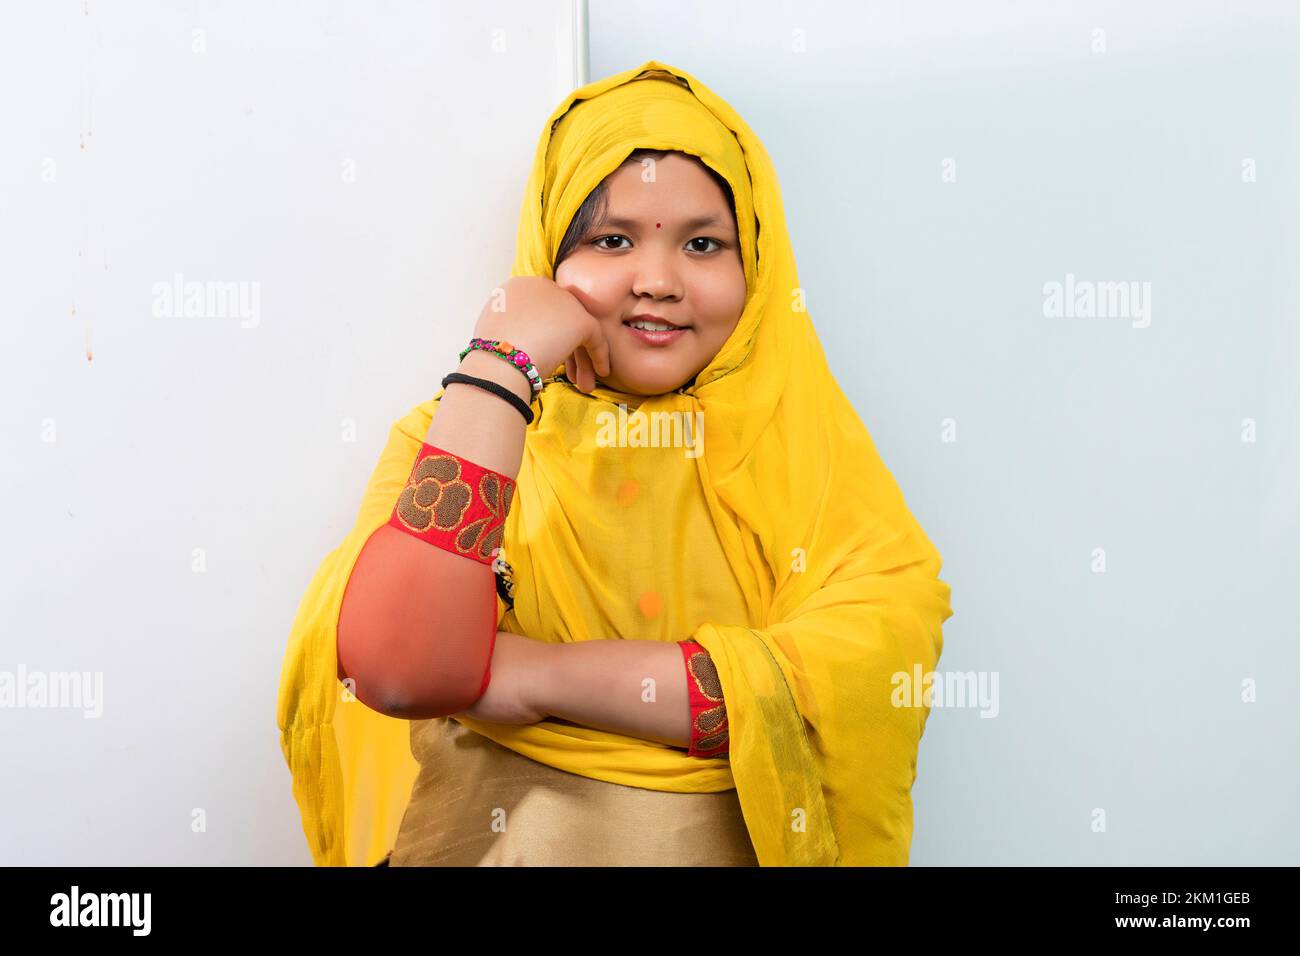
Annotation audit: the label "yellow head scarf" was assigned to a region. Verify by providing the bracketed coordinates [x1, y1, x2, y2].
[277, 59, 953, 867]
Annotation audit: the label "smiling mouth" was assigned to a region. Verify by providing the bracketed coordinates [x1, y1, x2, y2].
[623, 317, 690, 331]
[622, 319, 690, 345]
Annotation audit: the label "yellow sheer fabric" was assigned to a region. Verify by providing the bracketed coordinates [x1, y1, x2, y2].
[277, 59, 953, 866]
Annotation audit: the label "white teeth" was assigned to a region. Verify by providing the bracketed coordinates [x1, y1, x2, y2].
[628, 320, 679, 331]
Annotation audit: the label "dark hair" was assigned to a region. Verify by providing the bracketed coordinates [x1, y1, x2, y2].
[553, 148, 738, 271]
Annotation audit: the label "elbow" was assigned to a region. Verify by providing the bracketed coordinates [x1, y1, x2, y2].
[363, 659, 486, 720]
[334, 524, 496, 719]
[371, 684, 483, 721]
[336, 623, 484, 720]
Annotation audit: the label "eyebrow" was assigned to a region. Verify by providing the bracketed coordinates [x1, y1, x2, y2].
[598, 214, 727, 233]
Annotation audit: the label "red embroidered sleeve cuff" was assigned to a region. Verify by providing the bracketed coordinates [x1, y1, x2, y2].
[388, 442, 516, 566]
[389, 443, 514, 701]
[679, 640, 729, 758]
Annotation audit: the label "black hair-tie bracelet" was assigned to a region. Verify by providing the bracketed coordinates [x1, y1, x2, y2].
[440, 372, 535, 425]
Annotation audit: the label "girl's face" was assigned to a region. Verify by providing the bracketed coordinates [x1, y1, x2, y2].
[554, 153, 747, 396]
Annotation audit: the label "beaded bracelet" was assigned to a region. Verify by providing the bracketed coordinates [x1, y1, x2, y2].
[492, 544, 516, 612]
[679, 640, 730, 758]
[459, 337, 543, 398]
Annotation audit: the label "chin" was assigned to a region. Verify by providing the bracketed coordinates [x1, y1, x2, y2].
[605, 369, 691, 397]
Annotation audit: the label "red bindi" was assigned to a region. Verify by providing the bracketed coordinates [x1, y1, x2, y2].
[656, 222, 661, 228]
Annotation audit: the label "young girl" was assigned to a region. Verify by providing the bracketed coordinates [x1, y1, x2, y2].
[277, 60, 954, 867]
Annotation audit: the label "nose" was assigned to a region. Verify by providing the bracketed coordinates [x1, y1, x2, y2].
[630, 247, 684, 302]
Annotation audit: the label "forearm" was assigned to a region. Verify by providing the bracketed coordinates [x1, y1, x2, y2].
[535, 639, 693, 749]
[426, 347, 531, 476]
[336, 348, 530, 715]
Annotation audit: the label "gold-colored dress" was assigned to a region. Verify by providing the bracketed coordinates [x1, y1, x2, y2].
[385, 717, 757, 866]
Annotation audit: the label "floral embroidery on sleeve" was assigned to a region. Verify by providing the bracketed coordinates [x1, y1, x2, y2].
[679, 640, 729, 758]
[388, 443, 515, 566]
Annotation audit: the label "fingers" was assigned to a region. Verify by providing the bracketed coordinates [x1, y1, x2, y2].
[573, 347, 595, 392]
[584, 326, 612, 376]
[564, 350, 592, 393]
[563, 324, 611, 394]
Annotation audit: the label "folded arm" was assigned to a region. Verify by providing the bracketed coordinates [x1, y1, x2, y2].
[532, 637, 728, 755]
[333, 354, 725, 754]
[335, 349, 529, 718]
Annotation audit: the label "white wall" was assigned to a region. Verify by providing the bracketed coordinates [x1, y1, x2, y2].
[4, 0, 1296, 867]
[0, 0, 585, 865]
[590, 0, 1300, 864]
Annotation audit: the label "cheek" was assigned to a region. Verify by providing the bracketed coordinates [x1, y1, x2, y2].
[554, 259, 623, 308]
[692, 272, 747, 334]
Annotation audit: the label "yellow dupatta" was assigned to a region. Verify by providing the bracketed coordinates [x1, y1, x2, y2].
[276, 59, 953, 867]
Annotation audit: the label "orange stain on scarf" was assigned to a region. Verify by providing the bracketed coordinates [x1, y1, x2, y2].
[637, 589, 663, 620]
[616, 478, 640, 506]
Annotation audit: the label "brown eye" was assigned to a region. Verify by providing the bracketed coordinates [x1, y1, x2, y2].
[593, 235, 630, 250]
[688, 237, 723, 253]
